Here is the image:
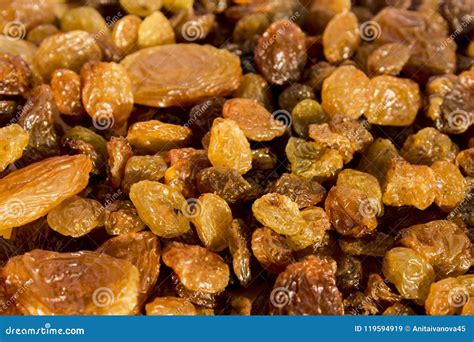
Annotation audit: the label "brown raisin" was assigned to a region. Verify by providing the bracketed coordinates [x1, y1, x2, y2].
[251, 227, 295, 274]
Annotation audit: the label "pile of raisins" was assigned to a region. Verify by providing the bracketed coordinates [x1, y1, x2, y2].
[0, 0, 473, 316]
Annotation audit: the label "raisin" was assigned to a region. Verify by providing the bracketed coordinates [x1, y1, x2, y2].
[286, 206, 331, 250]
[228, 219, 251, 286]
[81, 62, 134, 128]
[303, 61, 335, 93]
[208, 118, 252, 175]
[0, 124, 29, 172]
[278, 84, 315, 113]
[188, 97, 225, 139]
[336, 254, 363, 293]
[400, 128, 458, 165]
[60, 6, 110, 34]
[112, 15, 141, 54]
[367, 43, 410, 76]
[382, 157, 437, 210]
[18, 85, 60, 164]
[146, 297, 197, 316]
[252, 193, 306, 236]
[365, 274, 401, 306]
[382, 247, 435, 305]
[285, 137, 343, 182]
[270, 256, 343, 315]
[358, 138, 399, 185]
[233, 73, 273, 110]
[383, 303, 415, 315]
[233, 12, 270, 43]
[127, 120, 192, 154]
[120, 0, 163, 17]
[104, 200, 146, 236]
[222, 98, 286, 141]
[337, 169, 383, 214]
[291, 99, 329, 138]
[251, 227, 295, 274]
[266, 173, 325, 209]
[47, 196, 104, 238]
[325, 186, 378, 238]
[63, 126, 108, 159]
[175, 13, 215, 43]
[107, 136, 133, 189]
[425, 275, 474, 315]
[138, 11, 175, 48]
[456, 148, 474, 177]
[252, 148, 277, 170]
[309, 115, 373, 164]
[162, 242, 229, 293]
[122, 155, 167, 194]
[121, 44, 242, 107]
[0, 53, 31, 96]
[344, 292, 379, 315]
[196, 167, 259, 204]
[1, 250, 139, 315]
[129, 180, 190, 238]
[51, 69, 83, 116]
[339, 232, 395, 257]
[254, 19, 307, 85]
[191, 193, 233, 252]
[374, 8, 456, 82]
[0, 155, 92, 232]
[229, 296, 252, 315]
[321, 65, 370, 119]
[431, 161, 467, 212]
[322, 11, 360, 64]
[97, 232, 160, 307]
[366, 75, 421, 126]
[399, 220, 472, 279]
[33, 31, 102, 82]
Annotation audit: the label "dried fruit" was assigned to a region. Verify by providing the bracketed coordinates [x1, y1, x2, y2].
[399, 220, 472, 278]
[33, 31, 102, 82]
[456, 148, 474, 177]
[367, 43, 410, 76]
[47, 196, 104, 238]
[344, 291, 378, 315]
[336, 254, 363, 292]
[251, 227, 295, 273]
[278, 84, 315, 113]
[122, 155, 168, 194]
[0, 124, 29, 172]
[191, 193, 233, 252]
[0, 53, 31, 96]
[308, 115, 373, 163]
[228, 219, 251, 286]
[382, 247, 435, 304]
[51, 69, 83, 116]
[285, 137, 344, 182]
[112, 15, 141, 54]
[0, 155, 92, 232]
[400, 128, 458, 165]
[97, 232, 160, 306]
[138, 11, 175, 48]
[127, 120, 192, 154]
[130, 180, 190, 238]
[322, 11, 360, 64]
[196, 167, 259, 203]
[81, 62, 134, 128]
[339, 232, 395, 257]
[208, 118, 252, 174]
[358, 138, 398, 185]
[60, 6, 109, 34]
[162, 242, 229, 293]
[252, 148, 277, 170]
[252, 193, 306, 236]
[431, 161, 467, 211]
[286, 206, 331, 250]
[365, 274, 401, 306]
[104, 200, 146, 235]
[254, 19, 307, 85]
[366, 75, 421, 126]
[107, 136, 133, 189]
[233, 73, 273, 110]
[425, 275, 474, 315]
[291, 99, 329, 138]
[383, 303, 415, 315]
[270, 256, 343, 315]
[222, 98, 286, 141]
[321, 65, 370, 119]
[336, 169, 382, 212]
[146, 297, 197, 315]
[121, 0, 163, 17]
[233, 12, 270, 43]
[325, 186, 378, 238]
[121, 44, 242, 107]
[18, 85, 60, 163]
[267, 173, 325, 209]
